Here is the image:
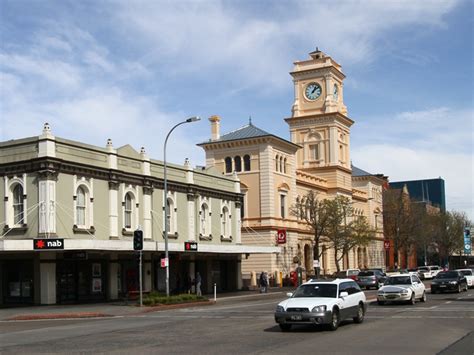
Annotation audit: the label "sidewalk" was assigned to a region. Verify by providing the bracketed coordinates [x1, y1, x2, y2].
[0, 287, 291, 321]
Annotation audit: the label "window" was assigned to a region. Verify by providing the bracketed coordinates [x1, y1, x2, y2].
[12, 184, 24, 225]
[76, 186, 86, 226]
[275, 155, 279, 171]
[200, 203, 209, 236]
[283, 158, 287, 173]
[280, 194, 286, 218]
[166, 198, 172, 233]
[124, 193, 133, 229]
[234, 156, 242, 172]
[279, 156, 283, 172]
[243, 155, 251, 171]
[310, 144, 319, 160]
[221, 207, 229, 237]
[225, 157, 232, 173]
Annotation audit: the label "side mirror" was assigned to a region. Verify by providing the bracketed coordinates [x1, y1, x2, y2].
[286, 292, 293, 297]
[340, 291, 349, 298]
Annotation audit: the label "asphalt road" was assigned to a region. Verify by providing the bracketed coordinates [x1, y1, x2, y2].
[0, 288, 473, 354]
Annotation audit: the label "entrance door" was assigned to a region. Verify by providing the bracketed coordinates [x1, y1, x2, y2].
[57, 262, 76, 304]
[3, 260, 34, 304]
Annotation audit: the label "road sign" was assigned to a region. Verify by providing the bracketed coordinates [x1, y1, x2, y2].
[161, 258, 168, 268]
[464, 228, 471, 255]
[277, 229, 286, 244]
[313, 260, 320, 268]
[384, 240, 390, 250]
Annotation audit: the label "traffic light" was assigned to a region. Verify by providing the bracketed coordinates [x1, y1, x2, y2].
[133, 230, 143, 251]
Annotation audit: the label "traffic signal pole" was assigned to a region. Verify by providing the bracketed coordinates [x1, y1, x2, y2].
[139, 249, 143, 307]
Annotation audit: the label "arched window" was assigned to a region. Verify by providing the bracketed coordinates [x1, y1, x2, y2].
[225, 157, 232, 173]
[243, 155, 251, 171]
[279, 156, 283, 172]
[310, 144, 319, 160]
[200, 203, 209, 236]
[76, 186, 86, 226]
[283, 158, 287, 174]
[275, 155, 279, 171]
[12, 184, 24, 225]
[124, 193, 133, 229]
[234, 156, 242, 172]
[166, 198, 172, 233]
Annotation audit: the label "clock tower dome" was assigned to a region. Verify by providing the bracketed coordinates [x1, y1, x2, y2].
[285, 49, 353, 194]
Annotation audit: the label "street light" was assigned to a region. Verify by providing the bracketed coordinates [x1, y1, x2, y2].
[163, 116, 201, 297]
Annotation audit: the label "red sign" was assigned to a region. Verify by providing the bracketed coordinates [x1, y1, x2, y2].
[160, 258, 168, 268]
[277, 230, 287, 244]
[384, 240, 390, 250]
[184, 241, 198, 251]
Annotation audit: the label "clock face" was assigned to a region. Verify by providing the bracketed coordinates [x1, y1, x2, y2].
[304, 82, 322, 101]
[333, 84, 338, 101]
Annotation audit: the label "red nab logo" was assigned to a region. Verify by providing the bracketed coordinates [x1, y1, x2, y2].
[34, 239, 64, 250]
[184, 241, 198, 251]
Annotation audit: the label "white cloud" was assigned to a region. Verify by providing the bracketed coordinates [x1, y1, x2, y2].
[352, 107, 474, 220]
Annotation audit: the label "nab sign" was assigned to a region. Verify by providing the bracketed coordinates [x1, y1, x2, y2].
[34, 239, 64, 250]
[184, 241, 198, 251]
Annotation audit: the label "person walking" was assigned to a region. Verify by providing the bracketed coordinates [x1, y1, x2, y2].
[259, 271, 268, 293]
[196, 272, 202, 296]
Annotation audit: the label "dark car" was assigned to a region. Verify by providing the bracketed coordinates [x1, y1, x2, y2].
[356, 270, 386, 289]
[431, 271, 468, 293]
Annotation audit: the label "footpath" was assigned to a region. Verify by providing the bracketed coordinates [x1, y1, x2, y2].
[0, 288, 291, 322]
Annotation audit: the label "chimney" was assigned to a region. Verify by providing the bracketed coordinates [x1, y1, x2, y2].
[209, 115, 221, 140]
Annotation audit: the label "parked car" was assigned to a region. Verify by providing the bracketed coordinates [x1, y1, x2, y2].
[418, 265, 442, 280]
[377, 274, 426, 305]
[356, 270, 386, 289]
[431, 271, 468, 293]
[274, 278, 366, 331]
[334, 269, 360, 280]
[455, 269, 474, 288]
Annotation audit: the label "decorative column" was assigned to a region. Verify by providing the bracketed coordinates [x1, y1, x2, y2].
[107, 139, 119, 239]
[38, 169, 57, 236]
[187, 193, 196, 241]
[143, 186, 153, 239]
[329, 127, 338, 165]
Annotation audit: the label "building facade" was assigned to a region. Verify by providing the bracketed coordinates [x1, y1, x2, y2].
[0, 124, 277, 306]
[199, 50, 386, 285]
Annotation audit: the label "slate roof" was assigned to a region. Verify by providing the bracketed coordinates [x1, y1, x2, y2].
[351, 165, 373, 177]
[199, 122, 300, 148]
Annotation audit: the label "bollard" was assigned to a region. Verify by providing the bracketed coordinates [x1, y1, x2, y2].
[214, 283, 217, 302]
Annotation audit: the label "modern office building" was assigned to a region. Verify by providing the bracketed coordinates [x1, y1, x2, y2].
[390, 178, 446, 212]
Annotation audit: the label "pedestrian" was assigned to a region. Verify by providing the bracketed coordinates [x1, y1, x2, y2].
[259, 271, 267, 293]
[196, 272, 202, 296]
[185, 274, 191, 294]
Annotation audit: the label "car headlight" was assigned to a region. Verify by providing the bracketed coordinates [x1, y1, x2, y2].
[449, 281, 458, 285]
[311, 305, 327, 313]
[401, 290, 409, 295]
[276, 305, 285, 312]
[431, 281, 438, 285]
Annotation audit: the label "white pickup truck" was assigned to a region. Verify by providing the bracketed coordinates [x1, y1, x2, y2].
[455, 269, 474, 288]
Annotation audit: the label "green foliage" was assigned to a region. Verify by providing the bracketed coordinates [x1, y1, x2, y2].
[143, 293, 207, 306]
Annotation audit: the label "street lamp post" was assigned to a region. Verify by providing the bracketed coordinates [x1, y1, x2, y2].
[163, 116, 200, 297]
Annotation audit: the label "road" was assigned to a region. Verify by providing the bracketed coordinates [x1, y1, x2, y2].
[0, 288, 473, 354]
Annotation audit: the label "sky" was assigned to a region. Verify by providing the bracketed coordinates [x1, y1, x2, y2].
[0, 0, 473, 220]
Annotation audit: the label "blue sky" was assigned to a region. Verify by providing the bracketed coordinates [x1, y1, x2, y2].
[1, 0, 472, 220]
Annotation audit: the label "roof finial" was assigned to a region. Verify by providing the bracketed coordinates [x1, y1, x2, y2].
[249, 116, 252, 125]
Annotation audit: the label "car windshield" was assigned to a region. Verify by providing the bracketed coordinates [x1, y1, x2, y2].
[435, 272, 458, 279]
[385, 276, 411, 285]
[457, 270, 472, 276]
[347, 270, 359, 276]
[292, 284, 337, 298]
[358, 271, 374, 276]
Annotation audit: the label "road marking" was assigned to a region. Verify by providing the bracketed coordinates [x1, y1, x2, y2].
[445, 301, 452, 304]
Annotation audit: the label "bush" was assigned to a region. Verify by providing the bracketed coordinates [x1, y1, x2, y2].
[143, 293, 207, 306]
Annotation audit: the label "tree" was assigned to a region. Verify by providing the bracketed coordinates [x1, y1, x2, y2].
[290, 190, 332, 278]
[431, 211, 469, 267]
[383, 187, 418, 268]
[325, 196, 373, 272]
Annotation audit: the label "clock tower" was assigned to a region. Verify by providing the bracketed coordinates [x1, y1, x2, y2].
[285, 49, 353, 194]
